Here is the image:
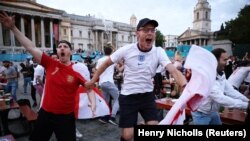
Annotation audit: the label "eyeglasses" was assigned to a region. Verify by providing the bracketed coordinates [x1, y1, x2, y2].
[138, 28, 156, 33]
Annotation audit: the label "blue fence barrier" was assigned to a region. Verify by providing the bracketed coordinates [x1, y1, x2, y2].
[174, 45, 212, 58]
[0, 53, 104, 63]
[0, 54, 30, 62]
[166, 50, 175, 59]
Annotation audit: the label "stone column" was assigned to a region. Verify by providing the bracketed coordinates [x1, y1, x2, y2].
[199, 39, 202, 46]
[0, 23, 3, 46]
[110, 31, 112, 43]
[101, 31, 104, 52]
[21, 16, 25, 35]
[116, 33, 118, 50]
[203, 39, 206, 46]
[31, 17, 36, 44]
[10, 31, 15, 48]
[95, 31, 98, 51]
[41, 18, 45, 48]
[50, 20, 53, 48]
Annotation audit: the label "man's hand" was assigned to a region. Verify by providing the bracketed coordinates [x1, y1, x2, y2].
[84, 80, 95, 90]
[0, 11, 16, 30]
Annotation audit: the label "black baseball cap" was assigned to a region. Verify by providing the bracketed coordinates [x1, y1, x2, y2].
[137, 18, 158, 31]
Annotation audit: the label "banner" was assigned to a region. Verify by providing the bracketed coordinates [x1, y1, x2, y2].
[75, 86, 110, 119]
[159, 45, 217, 124]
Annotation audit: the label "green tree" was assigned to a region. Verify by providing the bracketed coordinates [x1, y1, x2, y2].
[155, 30, 165, 47]
[216, 5, 250, 43]
[220, 23, 225, 31]
[229, 5, 250, 43]
[215, 23, 227, 40]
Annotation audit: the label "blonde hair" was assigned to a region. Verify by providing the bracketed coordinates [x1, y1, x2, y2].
[174, 51, 182, 61]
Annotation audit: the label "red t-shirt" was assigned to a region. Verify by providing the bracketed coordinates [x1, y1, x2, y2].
[41, 53, 86, 114]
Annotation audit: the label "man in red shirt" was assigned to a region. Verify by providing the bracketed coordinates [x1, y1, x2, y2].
[0, 11, 96, 141]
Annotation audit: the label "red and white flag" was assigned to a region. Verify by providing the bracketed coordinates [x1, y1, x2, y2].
[159, 45, 217, 125]
[75, 86, 110, 119]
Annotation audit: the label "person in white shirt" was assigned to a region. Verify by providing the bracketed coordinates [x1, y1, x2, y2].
[0, 63, 7, 90]
[228, 61, 250, 90]
[192, 48, 249, 125]
[96, 46, 119, 125]
[244, 73, 250, 84]
[0, 64, 6, 74]
[33, 63, 45, 96]
[86, 18, 187, 141]
[244, 73, 250, 97]
[73, 61, 90, 138]
[173, 51, 183, 70]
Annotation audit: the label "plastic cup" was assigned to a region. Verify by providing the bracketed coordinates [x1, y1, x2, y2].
[219, 106, 224, 113]
[166, 89, 171, 97]
[0, 90, 4, 96]
[5, 98, 11, 107]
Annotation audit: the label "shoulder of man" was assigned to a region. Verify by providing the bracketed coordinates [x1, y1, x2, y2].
[119, 43, 137, 51]
[72, 62, 88, 72]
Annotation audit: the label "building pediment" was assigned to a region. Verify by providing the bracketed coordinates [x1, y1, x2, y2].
[179, 30, 188, 39]
[179, 29, 199, 38]
[0, 0, 64, 14]
[178, 28, 213, 40]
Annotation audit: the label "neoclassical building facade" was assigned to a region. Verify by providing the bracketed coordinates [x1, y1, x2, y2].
[178, 0, 214, 46]
[164, 35, 178, 48]
[0, 0, 136, 53]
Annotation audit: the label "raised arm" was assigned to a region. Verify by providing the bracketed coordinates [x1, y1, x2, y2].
[85, 57, 113, 89]
[0, 11, 42, 63]
[166, 63, 187, 89]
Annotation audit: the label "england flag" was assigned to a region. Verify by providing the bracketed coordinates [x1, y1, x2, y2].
[159, 45, 217, 125]
[75, 86, 110, 119]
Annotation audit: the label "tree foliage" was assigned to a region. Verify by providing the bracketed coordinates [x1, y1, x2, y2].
[155, 30, 165, 47]
[215, 5, 250, 43]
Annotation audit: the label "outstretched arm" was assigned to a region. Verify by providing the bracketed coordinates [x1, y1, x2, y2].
[0, 11, 42, 63]
[166, 63, 187, 88]
[85, 57, 113, 89]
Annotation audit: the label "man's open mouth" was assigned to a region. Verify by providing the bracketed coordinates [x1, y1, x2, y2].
[146, 38, 152, 43]
[61, 52, 65, 57]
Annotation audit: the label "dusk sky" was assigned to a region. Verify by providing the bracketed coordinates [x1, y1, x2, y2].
[36, 0, 250, 35]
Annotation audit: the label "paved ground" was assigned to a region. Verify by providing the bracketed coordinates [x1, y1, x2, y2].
[3, 74, 135, 141]
[14, 117, 121, 141]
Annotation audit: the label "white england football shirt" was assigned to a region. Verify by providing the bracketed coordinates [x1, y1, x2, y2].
[110, 43, 171, 95]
